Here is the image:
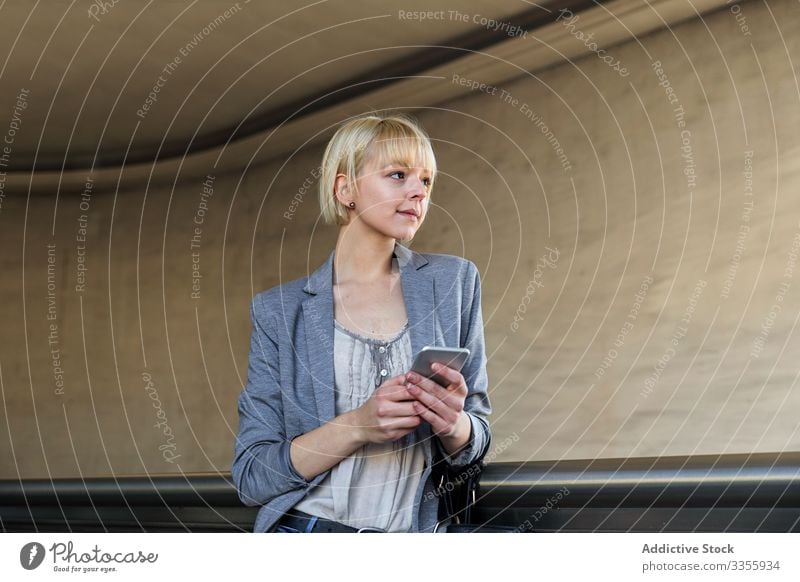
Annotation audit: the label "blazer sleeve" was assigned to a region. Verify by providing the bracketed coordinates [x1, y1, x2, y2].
[231, 293, 313, 506]
[434, 260, 493, 467]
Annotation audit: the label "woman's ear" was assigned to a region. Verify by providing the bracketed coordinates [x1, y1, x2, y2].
[333, 173, 350, 204]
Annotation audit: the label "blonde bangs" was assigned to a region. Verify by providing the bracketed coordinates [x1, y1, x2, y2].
[364, 125, 437, 184]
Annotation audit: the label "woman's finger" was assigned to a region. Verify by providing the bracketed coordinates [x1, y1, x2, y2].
[406, 375, 461, 411]
[380, 383, 416, 401]
[431, 363, 469, 395]
[407, 368, 466, 397]
[386, 414, 422, 430]
[376, 401, 418, 418]
[407, 372, 447, 392]
[407, 384, 458, 424]
[383, 373, 408, 387]
[430, 362, 461, 388]
[411, 401, 447, 434]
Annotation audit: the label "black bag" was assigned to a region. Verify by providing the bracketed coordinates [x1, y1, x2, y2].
[431, 446, 520, 533]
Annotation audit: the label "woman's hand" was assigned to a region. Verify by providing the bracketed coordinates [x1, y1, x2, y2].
[351, 373, 422, 445]
[405, 363, 469, 439]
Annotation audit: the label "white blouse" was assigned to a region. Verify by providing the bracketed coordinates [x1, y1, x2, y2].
[292, 318, 427, 532]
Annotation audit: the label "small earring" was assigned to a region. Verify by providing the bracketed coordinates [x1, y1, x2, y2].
[348, 201, 355, 208]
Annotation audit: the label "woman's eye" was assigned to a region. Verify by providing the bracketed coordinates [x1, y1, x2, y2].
[390, 171, 431, 187]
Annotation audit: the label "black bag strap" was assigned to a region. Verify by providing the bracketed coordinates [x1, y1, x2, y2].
[431, 443, 485, 526]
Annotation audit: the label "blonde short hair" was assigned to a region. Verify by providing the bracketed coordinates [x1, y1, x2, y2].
[318, 112, 437, 226]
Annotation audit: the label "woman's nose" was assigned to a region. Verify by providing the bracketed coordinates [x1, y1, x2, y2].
[408, 176, 428, 197]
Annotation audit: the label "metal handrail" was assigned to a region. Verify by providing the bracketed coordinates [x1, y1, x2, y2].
[1, 452, 798, 532]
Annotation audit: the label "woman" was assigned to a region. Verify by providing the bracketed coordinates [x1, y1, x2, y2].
[232, 112, 492, 532]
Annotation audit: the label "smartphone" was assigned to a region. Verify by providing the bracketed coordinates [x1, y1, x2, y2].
[410, 346, 470, 388]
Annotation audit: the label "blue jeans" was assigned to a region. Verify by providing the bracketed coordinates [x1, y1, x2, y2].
[274, 515, 318, 533]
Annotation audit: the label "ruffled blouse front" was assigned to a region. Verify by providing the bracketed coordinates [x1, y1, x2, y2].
[293, 318, 427, 532]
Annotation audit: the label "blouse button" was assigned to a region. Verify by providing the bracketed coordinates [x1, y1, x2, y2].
[380, 369, 388, 377]
[379, 346, 386, 353]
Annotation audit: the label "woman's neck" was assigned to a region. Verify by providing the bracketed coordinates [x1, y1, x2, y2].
[333, 228, 397, 286]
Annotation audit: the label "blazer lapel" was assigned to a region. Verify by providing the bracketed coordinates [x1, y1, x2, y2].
[302, 251, 336, 424]
[302, 241, 434, 425]
[397, 243, 436, 374]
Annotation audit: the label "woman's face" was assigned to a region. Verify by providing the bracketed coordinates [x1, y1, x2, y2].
[346, 153, 433, 242]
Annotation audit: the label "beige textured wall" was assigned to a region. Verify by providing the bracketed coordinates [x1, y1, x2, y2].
[2, 0, 799, 478]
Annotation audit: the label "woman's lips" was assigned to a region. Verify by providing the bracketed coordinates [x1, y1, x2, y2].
[398, 211, 419, 220]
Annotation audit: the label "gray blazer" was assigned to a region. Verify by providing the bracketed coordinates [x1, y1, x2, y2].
[231, 240, 492, 532]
